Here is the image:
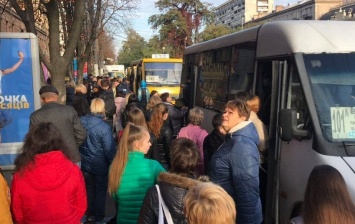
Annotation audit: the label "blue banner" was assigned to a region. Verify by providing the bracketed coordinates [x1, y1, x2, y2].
[0, 38, 34, 166]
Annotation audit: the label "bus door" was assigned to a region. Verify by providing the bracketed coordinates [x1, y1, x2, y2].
[257, 60, 294, 224]
[262, 59, 311, 224]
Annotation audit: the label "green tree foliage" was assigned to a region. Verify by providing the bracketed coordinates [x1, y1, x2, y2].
[117, 29, 146, 68]
[142, 35, 174, 58]
[199, 24, 235, 42]
[149, 0, 213, 57]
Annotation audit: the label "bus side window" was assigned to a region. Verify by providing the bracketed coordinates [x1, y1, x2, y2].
[230, 46, 255, 95]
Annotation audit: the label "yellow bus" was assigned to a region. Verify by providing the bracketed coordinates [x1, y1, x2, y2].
[129, 57, 183, 102]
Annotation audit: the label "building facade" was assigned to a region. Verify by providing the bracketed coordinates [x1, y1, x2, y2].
[215, 0, 274, 29]
[0, 0, 49, 55]
[215, 0, 353, 29]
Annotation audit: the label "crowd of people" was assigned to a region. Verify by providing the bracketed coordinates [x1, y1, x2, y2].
[1, 74, 355, 224]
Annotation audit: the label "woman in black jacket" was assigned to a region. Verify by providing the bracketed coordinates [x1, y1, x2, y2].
[137, 138, 206, 224]
[147, 103, 172, 170]
[122, 93, 145, 128]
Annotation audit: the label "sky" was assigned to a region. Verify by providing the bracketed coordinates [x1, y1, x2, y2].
[114, 0, 300, 50]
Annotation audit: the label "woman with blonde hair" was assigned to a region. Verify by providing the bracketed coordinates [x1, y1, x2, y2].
[290, 165, 355, 224]
[148, 103, 172, 170]
[247, 94, 261, 114]
[177, 107, 208, 175]
[184, 182, 236, 224]
[209, 99, 262, 224]
[72, 84, 89, 117]
[79, 98, 116, 223]
[108, 123, 165, 224]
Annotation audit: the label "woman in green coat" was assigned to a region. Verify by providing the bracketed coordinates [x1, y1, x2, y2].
[108, 123, 165, 224]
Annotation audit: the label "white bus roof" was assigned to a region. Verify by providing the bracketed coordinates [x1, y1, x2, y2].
[185, 21, 355, 58]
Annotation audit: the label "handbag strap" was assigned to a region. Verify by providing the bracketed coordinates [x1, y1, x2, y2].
[155, 184, 174, 224]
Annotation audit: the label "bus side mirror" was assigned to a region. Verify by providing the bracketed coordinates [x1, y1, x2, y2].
[278, 109, 310, 141]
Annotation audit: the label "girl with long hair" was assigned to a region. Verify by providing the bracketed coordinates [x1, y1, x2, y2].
[292, 165, 355, 224]
[11, 122, 87, 224]
[128, 107, 156, 159]
[108, 123, 165, 224]
[148, 103, 173, 170]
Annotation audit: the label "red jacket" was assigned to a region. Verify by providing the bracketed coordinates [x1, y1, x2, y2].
[11, 151, 87, 224]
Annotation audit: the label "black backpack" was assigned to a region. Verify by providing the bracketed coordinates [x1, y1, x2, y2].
[99, 91, 116, 118]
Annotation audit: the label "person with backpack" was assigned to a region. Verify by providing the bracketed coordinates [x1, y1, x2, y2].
[99, 79, 116, 131]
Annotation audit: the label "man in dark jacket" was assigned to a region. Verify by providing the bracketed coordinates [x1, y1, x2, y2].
[203, 113, 225, 175]
[160, 92, 187, 138]
[99, 79, 116, 131]
[29, 85, 87, 164]
[210, 100, 262, 224]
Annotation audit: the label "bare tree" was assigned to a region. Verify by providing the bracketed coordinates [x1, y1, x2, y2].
[76, 0, 139, 83]
[9, 0, 86, 103]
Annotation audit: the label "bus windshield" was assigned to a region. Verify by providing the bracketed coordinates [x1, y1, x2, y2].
[304, 53, 355, 142]
[145, 62, 182, 85]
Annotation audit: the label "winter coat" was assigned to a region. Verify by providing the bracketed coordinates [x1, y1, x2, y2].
[116, 82, 131, 95]
[72, 93, 89, 117]
[145, 132, 157, 160]
[30, 102, 87, 163]
[203, 129, 225, 175]
[99, 89, 116, 119]
[163, 102, 186, 137]
[177, 124, 208, 175]
[66, 87, 75, 106]
[249, 111, 269, 164]
[79, 114, 116, 175]
[138, 173, 204, 224]
[0, 173, 12, 224]
[11, 151, 87, 224]
[210, 121, 262, 224]
[113, 96, 126, 131]
[113, 151, 165, 224]
[151, 123, 173, 170]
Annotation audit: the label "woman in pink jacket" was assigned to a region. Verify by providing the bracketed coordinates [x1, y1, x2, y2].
[11, 122, 87, 224]
[177, 107, 208, 175]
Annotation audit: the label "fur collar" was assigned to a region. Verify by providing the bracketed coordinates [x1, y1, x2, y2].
[158, 172, 209, 189]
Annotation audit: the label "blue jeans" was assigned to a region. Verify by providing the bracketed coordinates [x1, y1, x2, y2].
[83, 171, 108, 222]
